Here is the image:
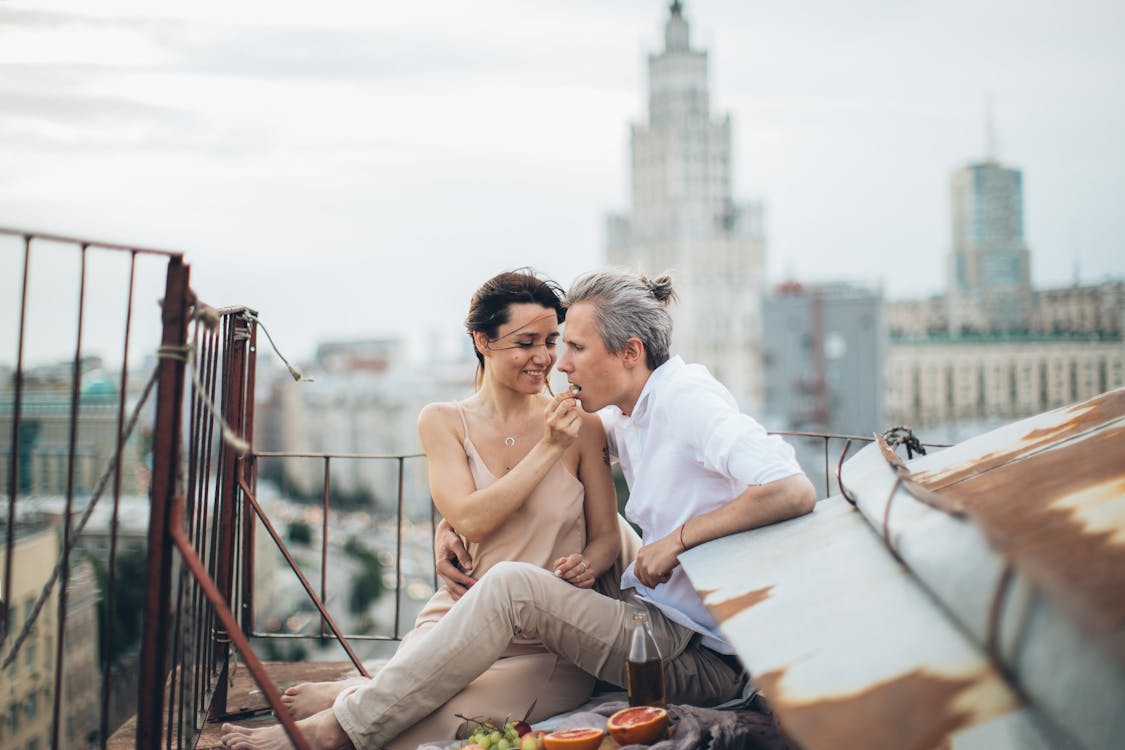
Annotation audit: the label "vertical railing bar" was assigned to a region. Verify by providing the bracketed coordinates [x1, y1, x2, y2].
[100, 249, 137, 750]
[233, 317, 259, 711]
[2, 235, 31, 646]
[197, 321, 222, 734]
[189, 324, 217, 743]
[197, 323, 221, 720]
[823, 437, 831, 499]
[209, 321, 228, 696]
[53, 242, 88, 750]
[321, 457, 330, 639]
[210, 313, 243, 719]
[179, 317, 207, 749]
[166, 335, 200, 750]
[394, 456, 405, 639]
[182, 315, 206, 733]
[136, 255, 190, 750]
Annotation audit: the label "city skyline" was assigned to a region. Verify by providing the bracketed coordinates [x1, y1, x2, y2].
[1, 0, 1123, 368]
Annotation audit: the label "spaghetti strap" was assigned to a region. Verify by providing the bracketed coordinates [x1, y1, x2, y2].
[454, 400, 471, 442]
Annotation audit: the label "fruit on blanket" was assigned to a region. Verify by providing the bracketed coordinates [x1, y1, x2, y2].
[520, 731, 546, 750]
[607, 706, 669, 745]
[541, 727, 605, 750]
[513, 721, 533, 737]
[463, 719, 525, 749]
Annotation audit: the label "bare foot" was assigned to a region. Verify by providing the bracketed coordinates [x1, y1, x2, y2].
[281, 677, 368, 719]
[221, 709, 351, 750]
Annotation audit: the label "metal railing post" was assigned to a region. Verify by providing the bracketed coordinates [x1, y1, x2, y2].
[135, 257, 190, 749]
[209, 313, 250, 718]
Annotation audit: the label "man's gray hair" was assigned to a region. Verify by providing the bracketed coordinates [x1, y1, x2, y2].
[565, 269, 677, 370]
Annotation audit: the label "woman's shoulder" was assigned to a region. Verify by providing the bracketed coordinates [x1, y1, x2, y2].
[417, 400, 465, 439]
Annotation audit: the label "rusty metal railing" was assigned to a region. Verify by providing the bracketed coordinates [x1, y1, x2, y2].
[247, 451, 429, 645]
[2, 228, 180, 750]
[769, 429, 950, 501]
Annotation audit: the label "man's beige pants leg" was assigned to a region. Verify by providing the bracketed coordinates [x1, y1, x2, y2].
[332, 561, 741, 750]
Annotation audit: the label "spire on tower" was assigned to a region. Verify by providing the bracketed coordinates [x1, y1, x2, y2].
[665, 1, 690, 52]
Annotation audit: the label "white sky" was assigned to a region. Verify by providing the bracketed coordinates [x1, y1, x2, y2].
[1, 0, 1123, 367]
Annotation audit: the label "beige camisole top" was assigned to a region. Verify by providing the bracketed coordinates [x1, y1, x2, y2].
[411, 401, 587, 642]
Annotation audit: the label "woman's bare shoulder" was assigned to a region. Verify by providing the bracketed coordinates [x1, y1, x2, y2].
[417, 401, 464, 439]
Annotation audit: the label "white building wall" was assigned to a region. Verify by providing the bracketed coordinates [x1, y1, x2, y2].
[886, 338, 1124, 427]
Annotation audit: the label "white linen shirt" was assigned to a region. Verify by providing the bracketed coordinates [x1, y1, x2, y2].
[600, 355, 803, 653]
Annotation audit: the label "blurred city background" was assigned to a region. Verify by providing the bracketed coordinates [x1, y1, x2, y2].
[1, 1, 1123, 747]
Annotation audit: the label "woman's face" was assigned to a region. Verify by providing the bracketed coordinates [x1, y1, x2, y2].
[478, 303, 560, 392]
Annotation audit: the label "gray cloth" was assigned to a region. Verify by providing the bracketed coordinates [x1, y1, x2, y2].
[550, 700, 794, 750]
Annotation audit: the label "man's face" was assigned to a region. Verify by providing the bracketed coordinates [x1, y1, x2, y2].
[558, 301, 627, 412]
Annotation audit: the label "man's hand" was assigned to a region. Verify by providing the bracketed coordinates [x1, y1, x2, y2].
[434, 518, 475, 600]
[632, 531, 683, 588]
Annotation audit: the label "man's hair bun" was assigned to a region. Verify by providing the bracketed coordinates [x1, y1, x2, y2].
[641, 273, 677, 305]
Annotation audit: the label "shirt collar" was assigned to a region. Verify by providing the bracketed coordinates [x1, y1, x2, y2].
[627, 355, 683, 425]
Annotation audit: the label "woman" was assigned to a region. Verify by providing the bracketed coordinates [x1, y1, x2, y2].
[278, 270, 619, 748]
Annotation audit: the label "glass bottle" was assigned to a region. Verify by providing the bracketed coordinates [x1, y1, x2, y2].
[626, 610, 666, 708]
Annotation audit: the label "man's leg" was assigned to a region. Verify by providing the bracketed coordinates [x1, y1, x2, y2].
[333, 561, 637, 749]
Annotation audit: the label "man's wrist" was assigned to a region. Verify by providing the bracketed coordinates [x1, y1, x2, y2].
[677, 521, 690, 552]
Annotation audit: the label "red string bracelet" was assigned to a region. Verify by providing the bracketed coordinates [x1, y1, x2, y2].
[678, 521, 689, 552]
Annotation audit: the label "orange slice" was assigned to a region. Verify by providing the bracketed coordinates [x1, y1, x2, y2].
[541, 727, 605, 750]
[606, 706, 669, 745]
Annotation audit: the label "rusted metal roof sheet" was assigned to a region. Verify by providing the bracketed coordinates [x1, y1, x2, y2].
[680, 388, 1125, 750]
[682, 495, 1056, 749]
[908, 388, 1125, 662]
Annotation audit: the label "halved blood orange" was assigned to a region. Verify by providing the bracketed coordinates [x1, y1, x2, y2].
[541, 727, 605, 750]
[606, 706, 669, 745]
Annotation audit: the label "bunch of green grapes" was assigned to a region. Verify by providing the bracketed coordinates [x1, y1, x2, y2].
[463, 719, 523, 750]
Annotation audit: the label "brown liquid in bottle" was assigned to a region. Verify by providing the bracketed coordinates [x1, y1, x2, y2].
[627, 658, 666, 708]
[626, 611, 666, 708]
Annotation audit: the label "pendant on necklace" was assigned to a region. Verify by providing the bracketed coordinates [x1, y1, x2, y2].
[504, 436, 516, 447]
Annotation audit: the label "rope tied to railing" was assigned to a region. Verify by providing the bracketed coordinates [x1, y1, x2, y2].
[1, 365, 160, 670]
[157, 341, 250, 457]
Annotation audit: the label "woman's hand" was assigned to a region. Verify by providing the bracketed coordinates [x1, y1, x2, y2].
[434, 518, 475, 600]
[632, 531, 684, 588]
[543, 390, 582, 449]
[553, 553, 596, 589]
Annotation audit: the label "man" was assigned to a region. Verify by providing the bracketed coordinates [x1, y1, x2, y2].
[222, 269, 814, 750]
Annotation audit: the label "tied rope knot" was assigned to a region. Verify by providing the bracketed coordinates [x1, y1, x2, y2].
[881, 425, 927, 460]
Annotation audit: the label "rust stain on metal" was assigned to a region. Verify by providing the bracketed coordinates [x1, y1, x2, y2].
[912, 388, 1124, 489]
[754, 667, 985, 750]
[700, 586, 775, 624]
[916, 424, 1125, 663]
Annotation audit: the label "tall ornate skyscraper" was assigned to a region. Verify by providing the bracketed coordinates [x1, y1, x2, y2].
[947, 159, 1033, 332]
[606, 1, 766, 411]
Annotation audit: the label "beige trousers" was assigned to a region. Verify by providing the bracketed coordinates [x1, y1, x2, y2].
[332, 561, 744, 750]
